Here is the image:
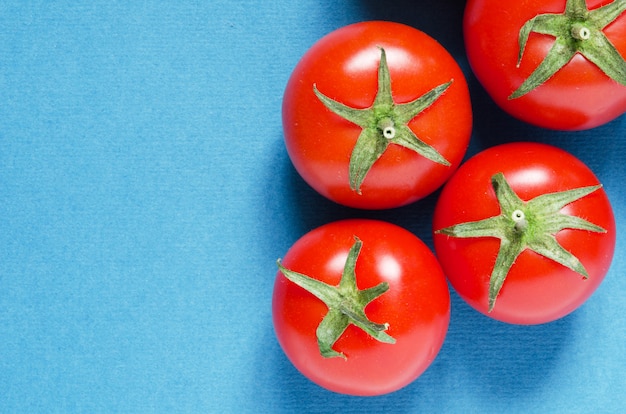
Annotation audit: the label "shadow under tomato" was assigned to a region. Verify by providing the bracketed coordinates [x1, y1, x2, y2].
[270, 130, 440, 245]
[355, 0, 468, 56]
[467, 68, 626, 166]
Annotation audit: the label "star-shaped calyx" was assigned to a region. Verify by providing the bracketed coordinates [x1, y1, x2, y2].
[277, 237, 395, 359]
[314, 48, 452, 194]
[436, 173, 606, 311]
[510, 0, 626, 98]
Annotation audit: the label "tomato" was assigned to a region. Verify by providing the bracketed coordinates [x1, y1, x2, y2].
[433, 143, 615, 324]
[282, 21, 472, 209]
[273, 219, 450, 396]
[464, 0, 626, 130]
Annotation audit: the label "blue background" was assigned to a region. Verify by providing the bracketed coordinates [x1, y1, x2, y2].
[1, 1, 624, 412]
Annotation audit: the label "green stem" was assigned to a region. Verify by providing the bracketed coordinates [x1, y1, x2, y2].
[276, 237, 395, 359]
[510, 0, 626, 99]
[313, 47, 451, 193]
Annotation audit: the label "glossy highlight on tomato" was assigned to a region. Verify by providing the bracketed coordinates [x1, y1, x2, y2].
[433, 143, 615, 324]
[273, 219, 450, 396]
[282, 21, 472, 209]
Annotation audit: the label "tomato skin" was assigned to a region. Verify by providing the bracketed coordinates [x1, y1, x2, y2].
[282, 21, 472, 209]
[273, 219, 450, 396]
[464, 0, 626, 130]
[433, 143, 616, 324]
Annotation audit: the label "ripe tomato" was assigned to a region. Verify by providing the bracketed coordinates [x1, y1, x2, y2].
[464, 0, 626, 130]
[433, 143, 615, 324]
[282, 21, 472, 209]
[273, 219, 450, 396]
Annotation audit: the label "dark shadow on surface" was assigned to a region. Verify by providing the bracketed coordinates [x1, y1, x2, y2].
[280, 145, 442, 249]
[465, 65, 626, 182]
[355, 0, 468, 57]
[261, 117, 439, 250]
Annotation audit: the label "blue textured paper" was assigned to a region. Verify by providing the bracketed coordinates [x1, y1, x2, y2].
[1, 1, 624, 412]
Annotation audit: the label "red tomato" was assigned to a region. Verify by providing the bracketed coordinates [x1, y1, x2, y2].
[273, 219, 450, 396]
[464, 0, 626, 130]
[282, 21, 472, 209]
[433, 143, 615, 324]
